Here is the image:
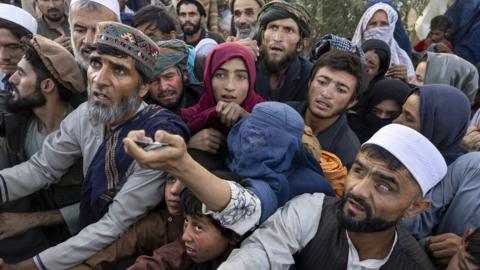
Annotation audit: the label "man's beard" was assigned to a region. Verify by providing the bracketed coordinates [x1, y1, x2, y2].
[261, 45, 297, 74]
[88, 87, 142, 125]
[154, 88, 184, 111]
[181, 21, 201, 35]
[335, 193, 398, 233]
[72, 40, 94, 70]
[6, 83, 47, 113]
[44, 8, 63, 22]
[236, 24, 258, 40]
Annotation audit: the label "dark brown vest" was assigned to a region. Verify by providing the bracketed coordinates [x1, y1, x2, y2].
[293, 196, 435, 270]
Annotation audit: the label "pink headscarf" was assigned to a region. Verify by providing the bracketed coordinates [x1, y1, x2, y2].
[180, 42, 263, 135]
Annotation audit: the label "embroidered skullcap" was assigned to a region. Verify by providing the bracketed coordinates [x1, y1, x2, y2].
[95, 21, 159, 79]
[363, 124, 447, 196]
[0, 3, 37, 34]
[309, 34, 365, 63]
[155, 39, 190, 76]
[70, 0, 120, 21]
[257, 0, 310, 38]
[229, 0, 265, 12]
[30, 35, 85, 93]
[195, 38, 217, 57]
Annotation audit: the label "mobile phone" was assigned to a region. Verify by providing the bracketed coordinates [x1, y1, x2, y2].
[134, 140, 169, 151]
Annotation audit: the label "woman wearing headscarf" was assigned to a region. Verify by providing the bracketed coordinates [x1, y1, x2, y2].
[352, 2, 415, 81]
[180, 42, 263, 154]
[348, 78, 411, 143]
[394, 84, 471, 165]
[362, 39, 391, 87]
[410, 52, 479, 104]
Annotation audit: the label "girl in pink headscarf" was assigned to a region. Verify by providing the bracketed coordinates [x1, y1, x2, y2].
[180, 42, 263, 154]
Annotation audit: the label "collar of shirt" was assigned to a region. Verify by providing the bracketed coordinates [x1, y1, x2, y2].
[345, 230, 398, 270]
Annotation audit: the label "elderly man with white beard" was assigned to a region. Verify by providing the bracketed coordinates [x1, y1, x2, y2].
[0, 22, 190, 270]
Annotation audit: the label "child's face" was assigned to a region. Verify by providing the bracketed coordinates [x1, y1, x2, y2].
[165, 175, 185, 215]
[182, 214, 230, 263]
[430, 29, 446, 43]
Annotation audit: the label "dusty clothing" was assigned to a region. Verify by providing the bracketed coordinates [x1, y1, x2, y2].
[255, 56, 312, 102]
[72, 209, 184, 270]
[0, 102, 188, 269]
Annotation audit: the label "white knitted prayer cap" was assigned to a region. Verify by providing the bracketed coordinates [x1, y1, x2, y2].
[70, 0, 121, 21]
[363, 124, 447, 196]
[0, 3, 37, 34]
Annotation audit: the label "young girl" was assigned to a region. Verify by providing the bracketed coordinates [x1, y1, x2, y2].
[180, 42, 263, 154]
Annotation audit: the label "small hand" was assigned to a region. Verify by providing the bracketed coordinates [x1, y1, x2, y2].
[187, 128, 225, 154]
[462, 127, 480, 151]
[434, 43, 453, 54]
[426, 233, 462, 266]
[385, 64, 408, 83]
[216, 101, 249, 128]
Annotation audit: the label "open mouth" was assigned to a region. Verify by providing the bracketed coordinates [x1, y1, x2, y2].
[314, 99, 332, 110]
[270, 45, 284, 53]
[185, 245, 197, 257]
[93, 90, 111, 102]
[158, 90, 177, 101]
[221, 94, 236, 102]
[347, 198, 366, 213]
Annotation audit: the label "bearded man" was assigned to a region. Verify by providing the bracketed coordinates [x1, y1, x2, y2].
[0, 22, 189, 270]
[254, 1, 312, 102]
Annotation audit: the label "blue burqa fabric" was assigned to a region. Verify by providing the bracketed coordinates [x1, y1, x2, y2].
[418, 84, 470, 165]
[226, 102, 334, 222]
[446, 0, 480, 64]
[365, 0, 413, 59]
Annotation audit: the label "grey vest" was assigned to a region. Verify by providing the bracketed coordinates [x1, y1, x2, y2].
[293, 196, 435, 270]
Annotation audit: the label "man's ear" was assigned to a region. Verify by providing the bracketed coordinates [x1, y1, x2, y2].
[139, 83, 150, 98]
[403, 199, 431, 219]
[296, 37, 309, 53]
[181, 69, 188, 81]
[40, 78, 56, 94]
[347, 98, 358, 109]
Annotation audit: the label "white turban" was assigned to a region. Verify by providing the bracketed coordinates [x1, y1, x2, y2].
[363, 124, 447, 196]
[352, 3, 415, 80]
[70, 0, 120, 21]
[0, 3, 37, 34]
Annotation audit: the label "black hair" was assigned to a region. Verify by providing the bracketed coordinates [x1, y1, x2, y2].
[22, 41, 72, 102]
[430, 15, 453, 32]
[0, 18, 32, 40]
[310, 50, 368, 99]
[92, 43, 153, 84]
[176, 0, 206, 17]
[180, 189, 240, 242]
[466, 229, 480, 266]
[132, 5, 176, 34]
[360, 144, 419, 195]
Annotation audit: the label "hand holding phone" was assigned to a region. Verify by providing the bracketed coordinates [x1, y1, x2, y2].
[134, 140, 169, 151]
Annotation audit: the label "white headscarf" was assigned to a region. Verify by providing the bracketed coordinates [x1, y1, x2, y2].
[352, 3, 415, 80]
[70, 0, 121, 21]
[364, 124, 447, 196]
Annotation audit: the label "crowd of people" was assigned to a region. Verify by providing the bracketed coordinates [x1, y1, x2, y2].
[0, 0, 479, 269]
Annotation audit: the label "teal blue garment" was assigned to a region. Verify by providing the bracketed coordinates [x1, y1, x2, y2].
[418, 84, 470, 165]
[225, 102, 334, 223]
[403, 152, 480, 239]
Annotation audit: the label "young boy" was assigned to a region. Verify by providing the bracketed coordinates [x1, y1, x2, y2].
[414, 15, 454, 54]
[128, 188, 243, 270]
[72, 174, 185, 269]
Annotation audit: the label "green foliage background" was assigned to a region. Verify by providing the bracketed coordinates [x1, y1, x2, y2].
[297, 0, 430, 52]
